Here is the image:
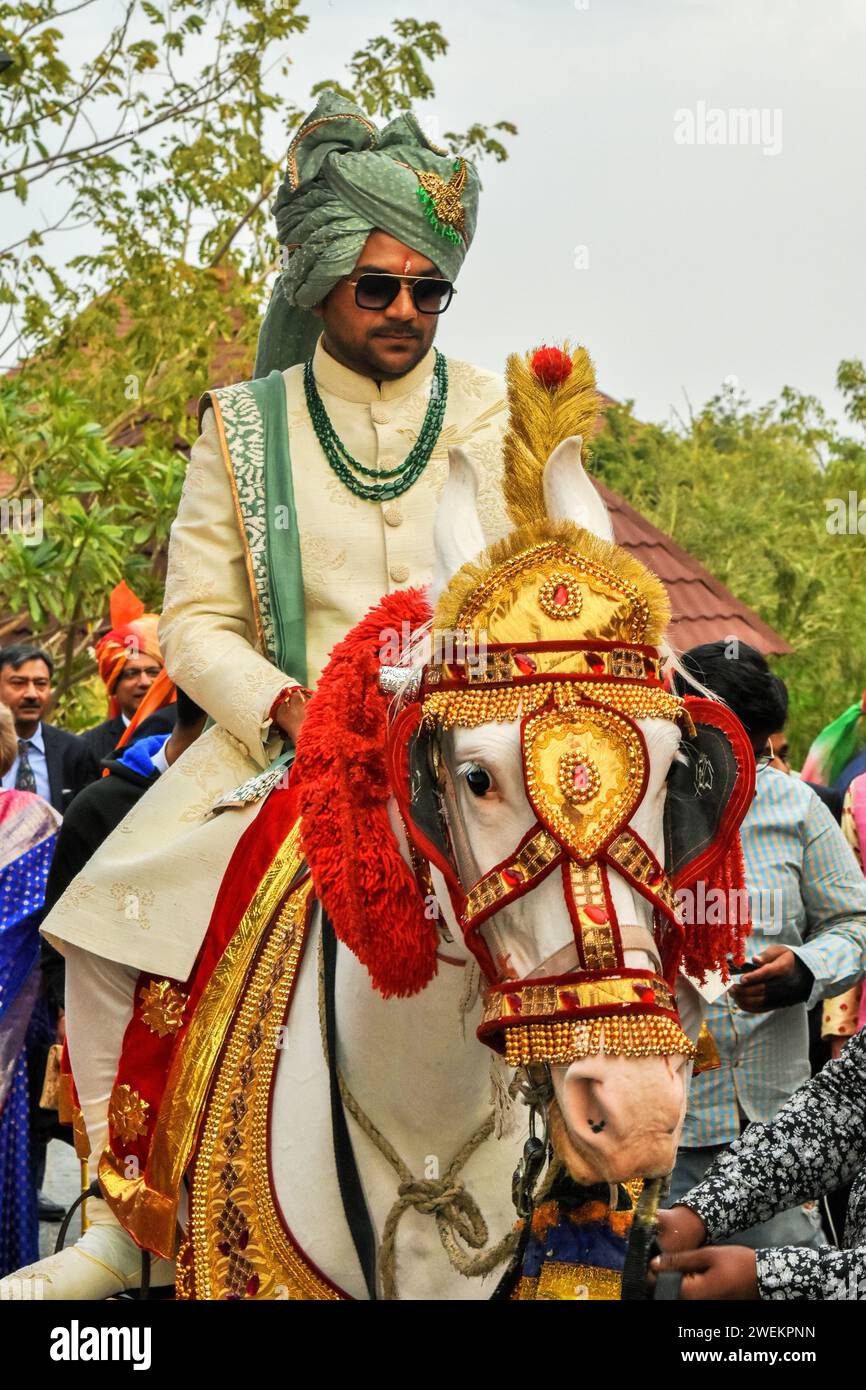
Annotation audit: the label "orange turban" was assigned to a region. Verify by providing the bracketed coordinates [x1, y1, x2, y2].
[94, 581, 165, 717]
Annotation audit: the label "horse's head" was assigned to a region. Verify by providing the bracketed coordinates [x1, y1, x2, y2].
[384, 346, 754, 1184]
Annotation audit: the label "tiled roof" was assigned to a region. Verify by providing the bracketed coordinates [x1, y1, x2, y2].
[598, 481, 793, 656]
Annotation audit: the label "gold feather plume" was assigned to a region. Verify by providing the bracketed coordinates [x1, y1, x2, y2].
[502, 341, 601, 528]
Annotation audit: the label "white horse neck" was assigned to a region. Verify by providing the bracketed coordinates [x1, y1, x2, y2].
[269, 903, 524, 1300]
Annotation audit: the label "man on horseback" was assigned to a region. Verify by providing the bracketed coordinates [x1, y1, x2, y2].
[3, 90, 510, 1300]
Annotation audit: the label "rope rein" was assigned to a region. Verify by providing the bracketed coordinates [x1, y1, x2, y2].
[316, 930, 519, 1300]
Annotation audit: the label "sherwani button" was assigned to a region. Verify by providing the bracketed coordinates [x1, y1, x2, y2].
[371, 405, 390, 425]
[389, 562, 410, 583]
[383, 504, 403, 527]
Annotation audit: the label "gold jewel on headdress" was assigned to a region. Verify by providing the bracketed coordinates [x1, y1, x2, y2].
[558, 750, 601, 805]
[539, 572, 583, 620]
[434, 526, 670, 652]
[414, 158, 467, 246]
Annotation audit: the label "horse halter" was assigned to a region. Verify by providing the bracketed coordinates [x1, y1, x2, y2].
[387, 535, 705, 1070]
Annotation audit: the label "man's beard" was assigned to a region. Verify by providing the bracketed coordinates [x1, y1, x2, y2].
[363, 328, 428, 378]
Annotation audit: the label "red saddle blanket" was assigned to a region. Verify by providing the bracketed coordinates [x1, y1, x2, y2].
[97, 784, 305, 1259]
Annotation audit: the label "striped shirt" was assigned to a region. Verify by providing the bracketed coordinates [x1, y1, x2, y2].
[681, 766, 866, 1147]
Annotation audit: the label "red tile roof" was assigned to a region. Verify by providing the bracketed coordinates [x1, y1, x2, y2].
[598, 481, 792, 656]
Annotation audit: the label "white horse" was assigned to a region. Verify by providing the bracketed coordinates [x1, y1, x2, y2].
[264, 439, 702, 1300]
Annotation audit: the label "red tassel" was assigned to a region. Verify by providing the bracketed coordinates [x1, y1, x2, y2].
[293, 589, 435, 998]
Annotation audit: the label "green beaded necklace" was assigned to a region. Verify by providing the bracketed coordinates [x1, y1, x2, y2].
[304, 349, 448, 502]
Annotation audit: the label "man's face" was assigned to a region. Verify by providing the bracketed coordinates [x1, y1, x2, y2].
[769, 731, 791, 774]
[0, 658, 52, 733]
[114, 655, 163, 718]
[314, 229, 442, 381]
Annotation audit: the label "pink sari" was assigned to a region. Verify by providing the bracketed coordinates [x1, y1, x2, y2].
[851, 775, 866, 1030]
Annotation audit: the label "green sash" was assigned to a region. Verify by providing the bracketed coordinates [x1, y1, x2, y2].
[204, 370, 307, 689]
[246, 370, 308, 688]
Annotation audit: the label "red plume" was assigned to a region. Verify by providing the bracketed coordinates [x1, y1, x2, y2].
[531, 345, 573, 389]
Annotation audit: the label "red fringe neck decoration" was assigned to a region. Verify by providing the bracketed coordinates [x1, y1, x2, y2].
[680, 831, 751, 984]
[293, 588, 435, 998]
[674, 695, 756, 983]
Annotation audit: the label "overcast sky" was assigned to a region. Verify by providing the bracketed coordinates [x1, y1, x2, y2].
[9, 0, 866, 428]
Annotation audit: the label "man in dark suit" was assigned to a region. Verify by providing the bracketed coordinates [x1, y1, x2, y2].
[78, 652, 165, 762]
[0, 644, 98, 812]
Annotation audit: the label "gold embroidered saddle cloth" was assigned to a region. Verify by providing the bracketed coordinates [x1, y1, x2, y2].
[97, 794, 345, 1298]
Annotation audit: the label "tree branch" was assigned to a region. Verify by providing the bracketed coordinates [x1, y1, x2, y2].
[207, 160, 283, 267]
[1, 2, 135, 138]
[1, 53, 258, 185]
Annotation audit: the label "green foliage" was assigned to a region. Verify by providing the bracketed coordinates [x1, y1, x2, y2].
[591, 379, 866, 762]
[0, 375, 183, 702]
[0, 2, 516, 720]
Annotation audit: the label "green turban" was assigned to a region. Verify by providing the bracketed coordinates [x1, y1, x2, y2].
[253, 90, 480, 377]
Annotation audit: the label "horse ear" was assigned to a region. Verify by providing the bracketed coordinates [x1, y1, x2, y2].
[431, 446, 486, 602]
[543, 436, 614, 542]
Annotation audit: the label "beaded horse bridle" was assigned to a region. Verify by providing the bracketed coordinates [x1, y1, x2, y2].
[385, 530, 754, 1074]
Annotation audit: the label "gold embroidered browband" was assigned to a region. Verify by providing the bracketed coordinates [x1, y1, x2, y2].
[421, 667, 690, 733]
[477, 970, 695, 1067]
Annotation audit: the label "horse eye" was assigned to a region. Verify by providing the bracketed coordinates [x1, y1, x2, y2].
[464, 765, 492, 797]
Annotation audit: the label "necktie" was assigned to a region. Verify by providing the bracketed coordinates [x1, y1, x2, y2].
[15, 738, 37, 793]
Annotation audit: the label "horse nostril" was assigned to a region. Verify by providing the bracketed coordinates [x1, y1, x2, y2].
[587, 1117, 606, 1134]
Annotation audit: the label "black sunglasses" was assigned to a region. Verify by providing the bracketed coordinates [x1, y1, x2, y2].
[346, 272, 455, 315]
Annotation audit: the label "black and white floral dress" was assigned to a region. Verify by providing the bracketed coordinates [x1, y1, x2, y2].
[682, 1027, 866, 1299]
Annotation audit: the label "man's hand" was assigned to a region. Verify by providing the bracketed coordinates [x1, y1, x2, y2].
[730, 945, 813, 1012]
[273, 690, 307, 745]
[655, 1205, 707, 1253]
[649, 1245, 759, 1300]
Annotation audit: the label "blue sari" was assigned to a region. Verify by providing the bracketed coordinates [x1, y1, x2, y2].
[0, 790, 59, 1276]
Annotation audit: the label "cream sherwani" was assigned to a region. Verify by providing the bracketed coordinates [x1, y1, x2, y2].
[44, 340, 509, 982]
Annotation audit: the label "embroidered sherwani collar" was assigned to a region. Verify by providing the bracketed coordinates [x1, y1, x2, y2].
[310, 336, 436, 404]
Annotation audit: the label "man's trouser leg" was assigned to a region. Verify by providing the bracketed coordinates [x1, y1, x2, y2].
[64, 941, 137, 1163]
